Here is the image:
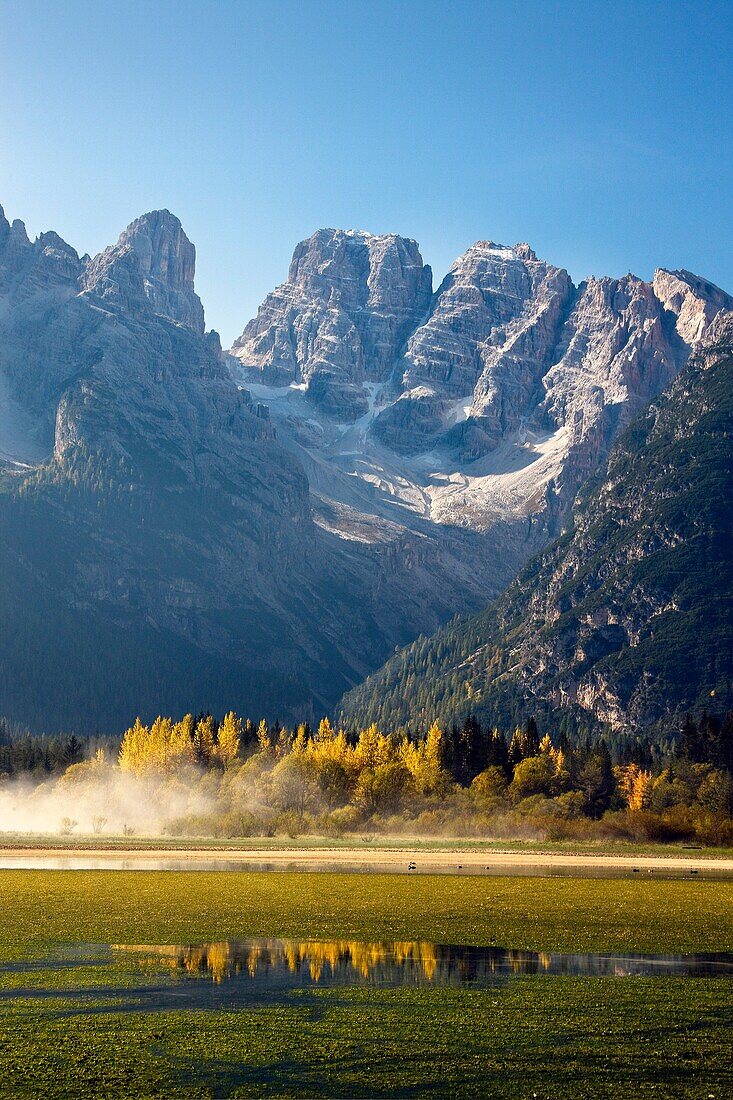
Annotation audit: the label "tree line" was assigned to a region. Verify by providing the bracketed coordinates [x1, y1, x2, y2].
[110, 707, 733, 843]
[3, 709, 732, 845]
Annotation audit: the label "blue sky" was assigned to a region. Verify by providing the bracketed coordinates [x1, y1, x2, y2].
[1, 0, 731, 345]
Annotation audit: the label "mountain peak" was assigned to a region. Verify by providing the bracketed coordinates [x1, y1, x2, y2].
[0, 206, 31, 251]
[463, 241, 538, 263]
[36, 230, 78, 257]
[232, 224, 433, 408]
[116, 209, 199, 296]
[83, 209, 205, 333]
[652, 267, 733, 347]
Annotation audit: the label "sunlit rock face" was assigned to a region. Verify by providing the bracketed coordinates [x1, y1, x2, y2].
[82, 209, 205, 334]
[233, 230, 731, 523]
[652, 267, 733, 345]
[374, 242, 575, 453]
[231, 229, 433, 419]
[535, 273, 690, 514]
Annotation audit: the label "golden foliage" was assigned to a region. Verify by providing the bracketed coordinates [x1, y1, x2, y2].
[118, 711, 241, 774]
[615, 763, 653, 811]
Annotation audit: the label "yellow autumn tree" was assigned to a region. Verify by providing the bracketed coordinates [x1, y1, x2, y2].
[149, 716, 173, 770]
[118, 717, 150, 774]
[353, 724, 393, 772]
[352, 759, 409, 815]
[170, 713, 196, 764]
[539, 734, 553, 756]
[400, 722, 449, 796]
[315, 717, 334, 742]
[119, 714, 198, 774]
[216, 712, 242, 768]
[308, 725, 352, 808]
[193, 715, 217, 766]
[539, 733, 570, 794]
[275, 725, 293, 759]
[290, 724, 308, 757]
[616, 764, 653, 811]
[256, 719, 273, 756]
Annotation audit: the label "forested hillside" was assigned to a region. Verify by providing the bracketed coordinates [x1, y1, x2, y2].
[339, 319, 733, 740]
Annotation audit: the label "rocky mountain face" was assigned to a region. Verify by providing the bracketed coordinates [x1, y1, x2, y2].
[232, 229, 433, 419]
[0, 206, 264, 468]
[231, 234, 731, 538]
[0, 207, 516, 733]
[1, 204, 730, 735]
[373, 242, 575, 454]
[82, 209, 205, 334]
[338, 319, 733, 739]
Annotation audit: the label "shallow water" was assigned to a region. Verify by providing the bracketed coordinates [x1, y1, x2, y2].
[109, 938, 733, 983]
[0, 853, 729, 879]
[2, 939, 731, 1014]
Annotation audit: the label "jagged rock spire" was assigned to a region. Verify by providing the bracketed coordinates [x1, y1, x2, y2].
[83, 209, 205, 333]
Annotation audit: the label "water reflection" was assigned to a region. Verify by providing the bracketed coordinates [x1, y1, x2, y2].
[0, 855, 729, 880]
[112, 939, 733, 987]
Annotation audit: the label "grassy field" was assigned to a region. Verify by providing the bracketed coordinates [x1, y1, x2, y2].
[0, 871, 731, 1097]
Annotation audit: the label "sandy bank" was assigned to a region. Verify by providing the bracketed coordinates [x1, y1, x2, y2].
[0, 846, 731, 874]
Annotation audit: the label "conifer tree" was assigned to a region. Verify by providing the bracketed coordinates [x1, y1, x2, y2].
[508, 727, 524, 770]
[171, 714, 196, 762]
[524, 717, 540, 757]
[315, 717, 334, 742]
[118, 717, 150, 774]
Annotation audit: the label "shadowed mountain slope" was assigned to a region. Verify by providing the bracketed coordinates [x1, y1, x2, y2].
[0, 209, 498, 731]
[1, 205, 730, 733]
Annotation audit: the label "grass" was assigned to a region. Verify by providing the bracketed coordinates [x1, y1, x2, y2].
[3, 981, 731, 1099]
[0, 871, 731, 1097]
[1, 871, 732, 957]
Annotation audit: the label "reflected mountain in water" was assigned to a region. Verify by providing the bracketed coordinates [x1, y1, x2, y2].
[112, 939, 733, 988]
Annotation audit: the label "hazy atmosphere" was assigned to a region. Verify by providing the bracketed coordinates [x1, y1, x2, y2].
[1, 2, 731, 1097]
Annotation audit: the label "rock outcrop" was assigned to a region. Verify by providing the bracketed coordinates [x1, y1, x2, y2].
[0, 207, 278, 486]
[535, 273, 690, 512]
[82, 209, 205, 334]
[234, 233, 731, 526]
[652, 267, 732, 345]
[231, 229, 432, 419]
[373, 242, 574, 452]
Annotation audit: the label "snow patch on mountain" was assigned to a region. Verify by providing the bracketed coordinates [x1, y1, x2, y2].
[416, 426, 569, 527]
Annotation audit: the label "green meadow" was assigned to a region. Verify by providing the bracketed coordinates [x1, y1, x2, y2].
[0, 871, 731, 1098]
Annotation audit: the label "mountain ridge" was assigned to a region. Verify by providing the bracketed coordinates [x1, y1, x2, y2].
[337, 317, 733, 739]
[1, 203, 730, 733]
[230, 229, 731, 536]
[0, 206, 522, 731]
